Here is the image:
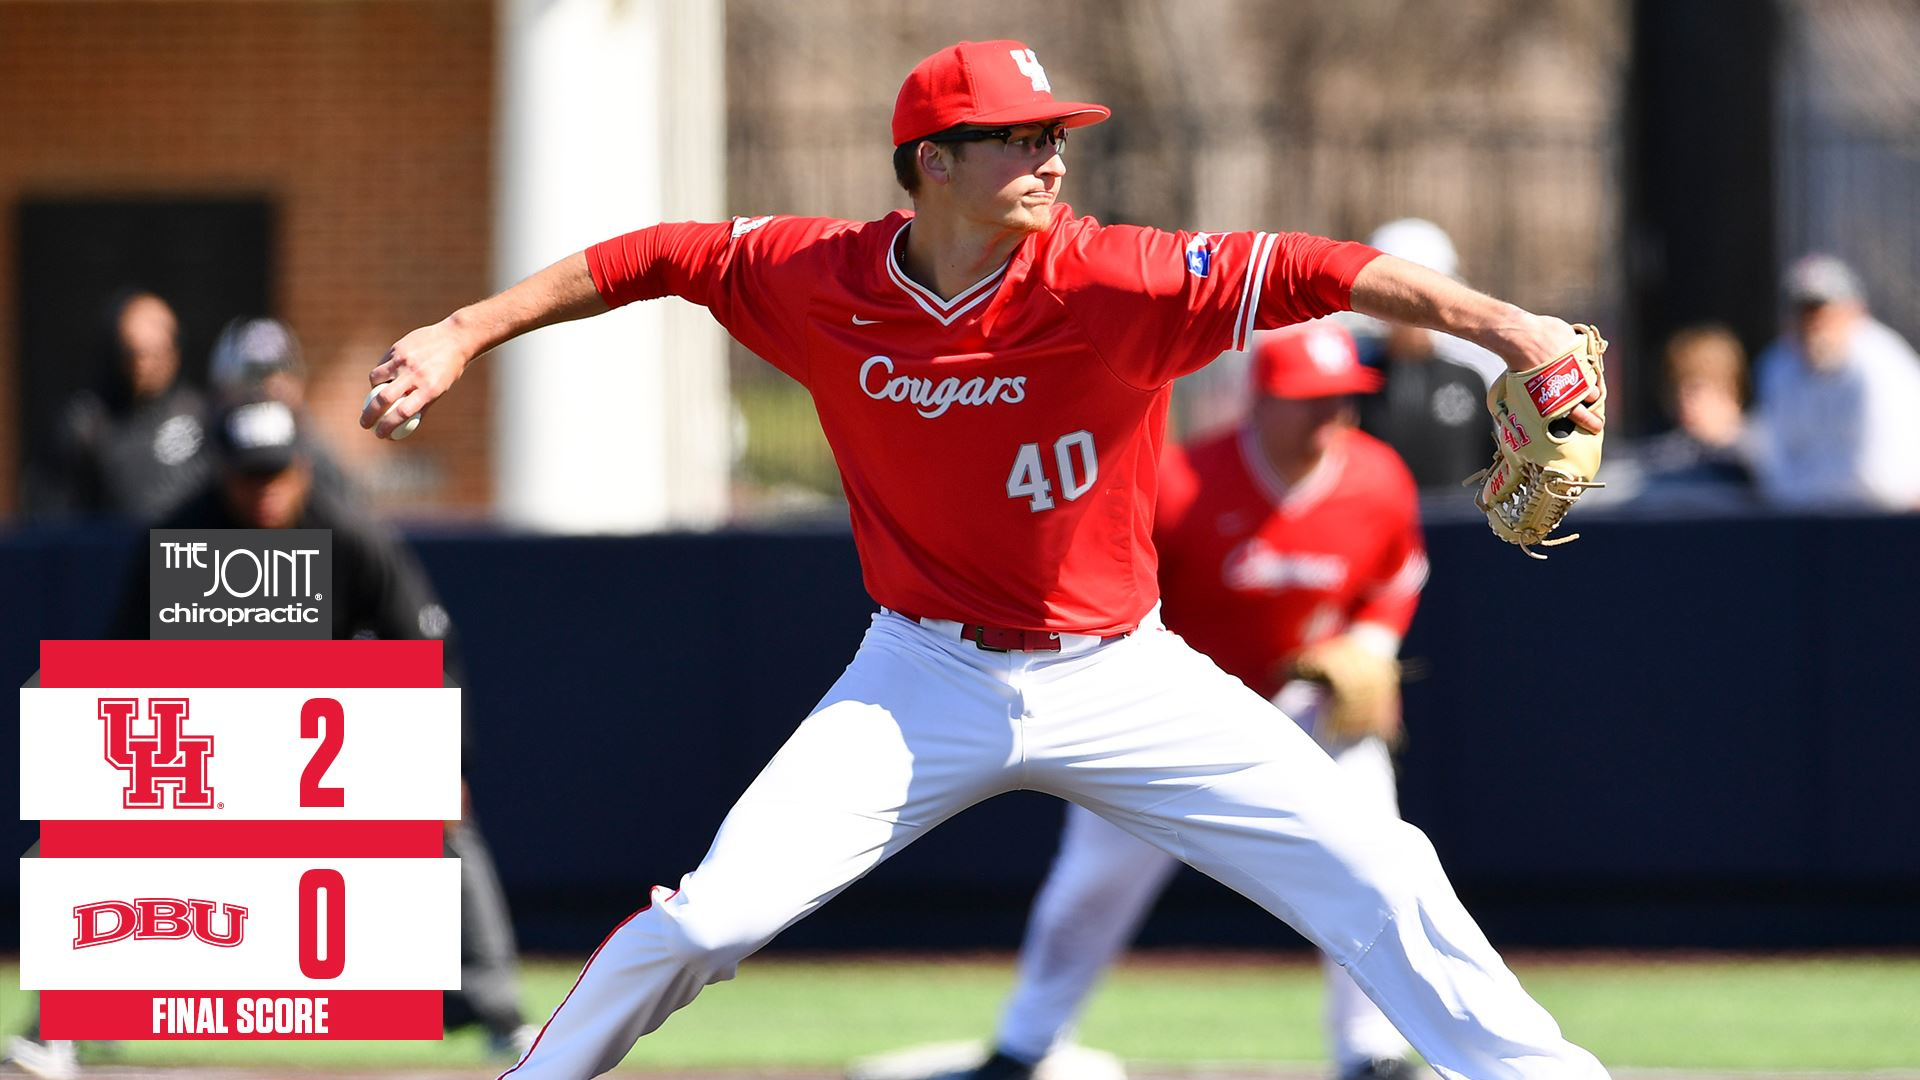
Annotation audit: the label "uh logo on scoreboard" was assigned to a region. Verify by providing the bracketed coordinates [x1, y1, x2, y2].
[101, 697, 216, 809]
[16, 528, 463, 1041]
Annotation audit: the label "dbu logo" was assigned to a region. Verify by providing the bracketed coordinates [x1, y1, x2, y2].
[100, 697, 215, 809]
[72, 898, 248, 949]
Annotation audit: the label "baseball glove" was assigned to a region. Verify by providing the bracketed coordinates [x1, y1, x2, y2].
[1289, 636, 1402, 745]
[1467, 324, 1608, 557]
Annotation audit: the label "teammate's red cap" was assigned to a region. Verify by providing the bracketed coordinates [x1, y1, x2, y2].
[1251, 322, 1383, 399]
[892, 40, 1111, 147]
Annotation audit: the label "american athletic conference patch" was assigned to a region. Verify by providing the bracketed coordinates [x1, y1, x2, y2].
[1184, 233, 1215, 278]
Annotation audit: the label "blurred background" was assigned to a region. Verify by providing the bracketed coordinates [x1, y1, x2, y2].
[4, 0, 1920, 982]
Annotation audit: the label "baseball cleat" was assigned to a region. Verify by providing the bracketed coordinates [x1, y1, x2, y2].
[959, 1051, 1036, 1080]
[488, 1022, 539, 1062]
[1336, 1057, 1428, 1080]
[3, 1036, 79, 1080]
[847, 1042, 1125, 1080]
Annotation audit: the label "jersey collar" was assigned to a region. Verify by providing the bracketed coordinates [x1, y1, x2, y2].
[1237, 423, 1347, 516]
[885, 221, 1012, 327]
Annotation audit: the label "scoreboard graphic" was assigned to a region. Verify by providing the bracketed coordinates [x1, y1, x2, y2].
[17, 639, 461, 1039]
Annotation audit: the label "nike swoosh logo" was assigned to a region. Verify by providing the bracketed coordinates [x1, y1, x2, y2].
[851, 316, 880, 325]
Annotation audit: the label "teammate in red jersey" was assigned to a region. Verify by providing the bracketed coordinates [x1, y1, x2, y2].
[1159, 323, 1423, 704]
[364, 39, 1607, 1080]
[968, 322, 1435, 1080]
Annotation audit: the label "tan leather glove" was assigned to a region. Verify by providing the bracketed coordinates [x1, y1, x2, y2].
[1468, 324, 1608, 558]
[1290, 635, 1403, 745]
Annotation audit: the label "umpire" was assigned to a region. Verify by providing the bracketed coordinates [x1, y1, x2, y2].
[110, 391, 537, 1060]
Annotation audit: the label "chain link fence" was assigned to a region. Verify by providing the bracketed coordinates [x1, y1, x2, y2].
[1779, 0, 1920, 349]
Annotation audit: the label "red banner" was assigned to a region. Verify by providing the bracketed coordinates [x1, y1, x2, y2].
[40, 989, 442, 1039]
[39, 819, 445, 858]
[40, 639, 444, 689]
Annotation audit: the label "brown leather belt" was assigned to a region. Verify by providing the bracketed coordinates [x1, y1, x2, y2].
[893, 610, 1130, 653]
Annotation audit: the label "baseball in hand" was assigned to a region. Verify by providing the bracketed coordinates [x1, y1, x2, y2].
[365, 383, 422, 440]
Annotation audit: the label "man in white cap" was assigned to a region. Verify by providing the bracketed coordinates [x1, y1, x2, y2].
[1750, 253, 1920, 510]
[1347, 220, 1502, 491]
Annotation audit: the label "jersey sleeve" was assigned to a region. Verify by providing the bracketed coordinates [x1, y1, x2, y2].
[1053, 221, 1381, 389]
[585, 215, 839, 384]
[1350, 467, 1427, 637]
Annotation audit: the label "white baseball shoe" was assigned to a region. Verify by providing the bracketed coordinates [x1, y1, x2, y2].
[488, 1022, 539, 1063]
[3, 1036, 79, 1080]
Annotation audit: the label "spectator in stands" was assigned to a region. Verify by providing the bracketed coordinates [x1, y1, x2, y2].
[1347, 220, 1499, 492]
[25, 290, 209, 521]
[1750, 254, 1920, 511]
[1620, 324, 1758, 512]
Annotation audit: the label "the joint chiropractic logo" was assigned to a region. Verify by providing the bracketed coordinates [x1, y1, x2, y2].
[148, 529, 333, 639]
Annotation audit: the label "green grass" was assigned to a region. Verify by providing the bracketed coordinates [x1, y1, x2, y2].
[1518, 955, 1920, 1071]
[5, 953, 1919, 1072]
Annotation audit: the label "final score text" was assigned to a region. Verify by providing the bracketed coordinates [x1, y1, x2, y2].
[155, 995, 329, 1035]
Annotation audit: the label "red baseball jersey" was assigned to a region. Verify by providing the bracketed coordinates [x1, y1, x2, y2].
[587, 207, 1379, 634]
[1155, 425, 1427, 698]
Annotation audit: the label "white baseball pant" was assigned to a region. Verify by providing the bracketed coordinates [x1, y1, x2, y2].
[501, 611, 1607, 1080]
[993, 681, 1411, 1071]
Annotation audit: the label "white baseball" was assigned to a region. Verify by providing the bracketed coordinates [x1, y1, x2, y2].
[365, 383, 422, 440]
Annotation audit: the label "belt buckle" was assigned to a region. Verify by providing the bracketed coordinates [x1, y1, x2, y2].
[969, 624, 1067, 653]
[970, 625, 1010, 653]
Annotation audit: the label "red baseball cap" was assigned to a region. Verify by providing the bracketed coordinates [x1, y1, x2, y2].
[893, 40, 1111, 147]
[1250, 321, 1383, 399]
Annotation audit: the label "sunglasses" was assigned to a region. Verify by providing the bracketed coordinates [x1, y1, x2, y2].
[923, 123, 1070, 157]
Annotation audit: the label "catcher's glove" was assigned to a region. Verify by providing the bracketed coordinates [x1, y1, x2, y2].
[1289, 635, 1402, 745]
[1467, 324, 1608, 557]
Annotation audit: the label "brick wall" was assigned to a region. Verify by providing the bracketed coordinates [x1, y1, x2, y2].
[0, 0, 495, 516]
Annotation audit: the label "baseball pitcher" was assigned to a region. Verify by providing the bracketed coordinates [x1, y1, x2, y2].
[363, 40, 1608, 1080]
